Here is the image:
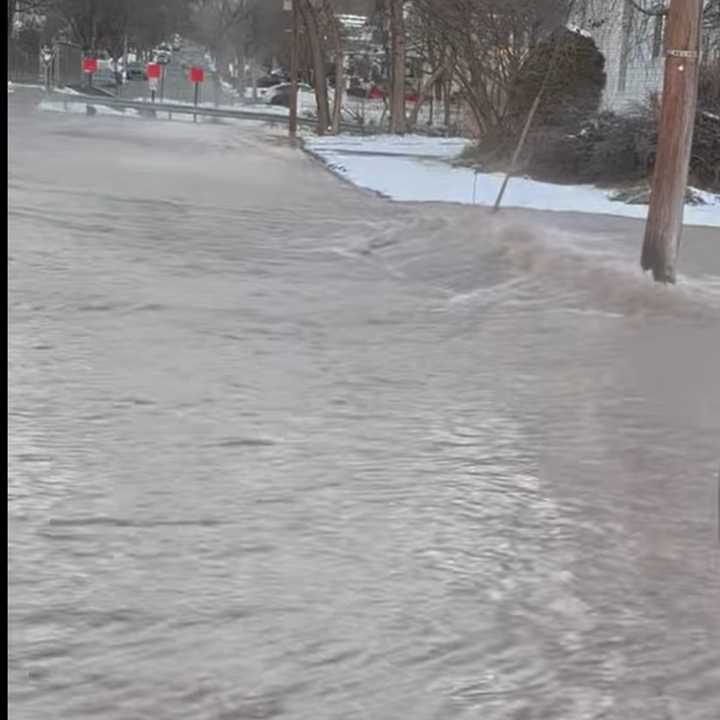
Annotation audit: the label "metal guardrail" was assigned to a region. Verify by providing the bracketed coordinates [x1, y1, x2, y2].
[43, 91, 365, 134]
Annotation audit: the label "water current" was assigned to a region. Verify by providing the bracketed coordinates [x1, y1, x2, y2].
[8, 92, 720, 719]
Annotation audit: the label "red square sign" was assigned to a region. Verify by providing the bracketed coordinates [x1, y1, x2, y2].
[190, 67, 204, 84]
[82, 57, 98, 74]
[146, 63, 161, 79]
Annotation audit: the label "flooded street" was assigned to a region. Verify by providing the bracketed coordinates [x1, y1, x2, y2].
[8, 95, 720, 719]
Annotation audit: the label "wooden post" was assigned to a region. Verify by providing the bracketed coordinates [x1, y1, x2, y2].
[289, 0, 299, 139]
[641, 0, 703, 284]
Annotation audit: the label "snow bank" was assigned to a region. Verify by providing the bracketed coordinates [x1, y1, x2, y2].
[38, 97, 276, 130]
[307, 134, 468, 159]
[306, 134, 720, 228]
[39, 99, 132, 117]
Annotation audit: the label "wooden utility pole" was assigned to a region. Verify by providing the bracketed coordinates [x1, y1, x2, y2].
[641, 0, 704, 284]
[288, 0, 299, 139]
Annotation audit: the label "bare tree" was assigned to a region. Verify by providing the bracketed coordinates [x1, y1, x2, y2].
[388, 0, 406, 133]
[409, 0, 573, 138]
[8, 0, 53, 37]
[298, 0, 331, 133]
[320, 0, 345, 133]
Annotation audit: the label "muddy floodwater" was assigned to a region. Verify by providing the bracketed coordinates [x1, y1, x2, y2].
[8, 93, 720, 719]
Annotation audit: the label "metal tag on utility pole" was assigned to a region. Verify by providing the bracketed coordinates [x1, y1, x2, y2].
[283, 0, 292, 10]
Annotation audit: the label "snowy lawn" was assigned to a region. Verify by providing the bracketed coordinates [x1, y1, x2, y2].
[306, 134, 720, 228]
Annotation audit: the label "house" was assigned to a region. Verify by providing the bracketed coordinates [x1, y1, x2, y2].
[575, 0, 719, 113]
[573, 0, 667, 112]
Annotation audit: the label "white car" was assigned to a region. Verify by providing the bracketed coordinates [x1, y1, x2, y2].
[154, 45, 172, 65]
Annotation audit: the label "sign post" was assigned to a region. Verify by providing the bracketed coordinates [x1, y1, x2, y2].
[147, 62, 161, 103]
[82, 56, 97, 88]
[190, 67, 204, 123]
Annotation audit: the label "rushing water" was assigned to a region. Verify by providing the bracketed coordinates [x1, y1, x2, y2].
[8, 93, 720, 720]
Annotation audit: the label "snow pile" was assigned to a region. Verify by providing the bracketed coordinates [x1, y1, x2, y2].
[307, 134, 467, 159]
[305, 134, 720, 228]
[39, 98, 132, 117]
[567, 24, 593, 39]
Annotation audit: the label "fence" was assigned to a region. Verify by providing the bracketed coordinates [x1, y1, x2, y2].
[7, 39, 82, 87]
[53, 42, 82, 87]
[7, 37, 40, 83]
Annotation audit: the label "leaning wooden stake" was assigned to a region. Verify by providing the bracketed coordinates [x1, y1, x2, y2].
[641, 0, 703, 284]
[492, 89, 545, 212]
[493, 39, 563, 212]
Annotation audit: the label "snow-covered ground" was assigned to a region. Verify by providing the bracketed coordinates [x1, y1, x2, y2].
[306, 134, 720, 228]
[308, 134, 467, 158]
[39, 98, 131, 117]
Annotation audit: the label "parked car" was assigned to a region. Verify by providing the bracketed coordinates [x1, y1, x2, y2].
[93, 59, 119, 86]
[154, 43, 172, 65]
[243, 75, 285, 101]
[368, 85, 385, 100]
[347, 77, 369, 98]
[268, 82, 314, 107]
[125, 62, 147, 81]
[257, 74, 284, 89]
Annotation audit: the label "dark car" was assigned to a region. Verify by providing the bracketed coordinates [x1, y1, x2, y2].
[347, 77, 368, 98]
[126, 62, 147, 81]
[269, 85, 291, 106]
[257, 75, 284, 89]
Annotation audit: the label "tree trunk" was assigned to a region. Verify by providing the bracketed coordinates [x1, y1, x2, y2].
[408, 55, 451, 130]
[298, 0, 330, 134]
[389, 0, 406, 134]
[323, 0, 344, 134]
[251, 56, 257, 101]
[332, 54, 344, 134]
[444, 77, 451, 128]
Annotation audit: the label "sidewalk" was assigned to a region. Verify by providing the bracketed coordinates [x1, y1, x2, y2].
[305, 134, 720, 228]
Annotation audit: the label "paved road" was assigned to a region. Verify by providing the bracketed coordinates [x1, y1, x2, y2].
[119, 43, 236, 105]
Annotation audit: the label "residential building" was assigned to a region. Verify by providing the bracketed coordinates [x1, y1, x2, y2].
[575, 0, 719, 112]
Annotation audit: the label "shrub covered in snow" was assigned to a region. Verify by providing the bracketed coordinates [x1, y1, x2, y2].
[461, 60, 720, 193]
[509, 27, 607, 129]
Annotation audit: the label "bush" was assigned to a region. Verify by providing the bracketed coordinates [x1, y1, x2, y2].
[462, 61, 719, 193]
[509, 27, 607, 129]
[525, 107, 657, 185]
[692, 59, 720, 190]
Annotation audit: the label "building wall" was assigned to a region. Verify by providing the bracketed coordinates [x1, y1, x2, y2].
[574, 0, 665, 113]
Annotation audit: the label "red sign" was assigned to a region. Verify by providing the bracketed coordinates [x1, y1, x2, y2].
[146, 63, 161, 79]
[82, 57, 98, 74]
[190, 67, 204, 84]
